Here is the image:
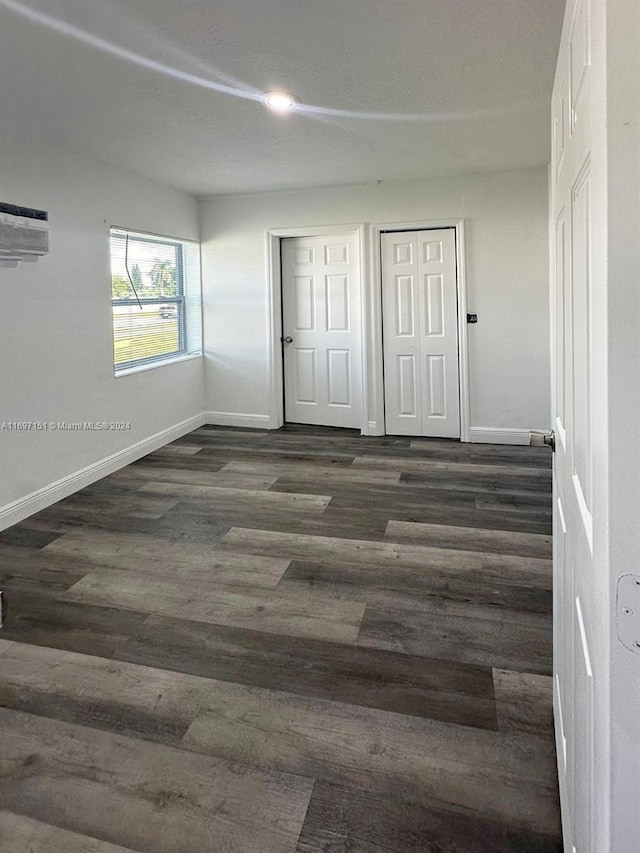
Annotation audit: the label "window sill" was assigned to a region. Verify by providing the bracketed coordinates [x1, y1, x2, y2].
[115, 352, 202, 378]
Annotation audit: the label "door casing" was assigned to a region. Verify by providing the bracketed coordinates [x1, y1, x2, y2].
[266, 218, 470, 439]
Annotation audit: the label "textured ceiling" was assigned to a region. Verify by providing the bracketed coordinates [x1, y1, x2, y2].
[0, 0, 566, 195]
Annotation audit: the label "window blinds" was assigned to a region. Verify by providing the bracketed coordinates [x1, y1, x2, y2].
[110, 229, 201, 372]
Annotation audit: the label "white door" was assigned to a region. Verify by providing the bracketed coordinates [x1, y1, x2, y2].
[281, 234, 362, 428]
[550, 2, 640, 851]
[381, 229, 460, 437]
[551, 4, 598, 849]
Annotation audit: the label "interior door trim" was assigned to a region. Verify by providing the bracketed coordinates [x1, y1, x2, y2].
[266, 224, 367, 432]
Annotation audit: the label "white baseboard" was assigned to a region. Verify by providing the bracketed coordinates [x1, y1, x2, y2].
[0, 412, 205, 531]
[205, 411, 274, 430]
[469, 427, 540, 446]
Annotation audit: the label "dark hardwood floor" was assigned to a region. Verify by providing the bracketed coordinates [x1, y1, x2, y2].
[0, 425, 561, 852]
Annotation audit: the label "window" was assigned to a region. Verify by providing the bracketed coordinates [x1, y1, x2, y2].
[110, 228, 202, 373]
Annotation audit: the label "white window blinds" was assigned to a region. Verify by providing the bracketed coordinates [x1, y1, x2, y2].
[110, 229, 201, 373]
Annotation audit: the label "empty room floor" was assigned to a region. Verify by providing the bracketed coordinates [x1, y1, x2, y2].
[0, 425, 561, 852]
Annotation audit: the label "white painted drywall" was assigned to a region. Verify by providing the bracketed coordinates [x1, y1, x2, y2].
[200, 167, 550, 434]
[606, 2, 640, 850]
[0, 137, 204, 518]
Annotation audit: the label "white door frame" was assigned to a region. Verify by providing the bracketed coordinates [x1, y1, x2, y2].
[266, 224, 368, 431]
[371, 219, 470, 441]
[266, 218, 469, 440]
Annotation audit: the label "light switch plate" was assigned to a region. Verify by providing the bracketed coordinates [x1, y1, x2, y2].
[616, 574, 640, 652]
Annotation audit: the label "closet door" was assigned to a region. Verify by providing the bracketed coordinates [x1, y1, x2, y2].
[382, 229, 460, 437]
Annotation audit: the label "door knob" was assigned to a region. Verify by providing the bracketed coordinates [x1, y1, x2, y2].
[281, 336, 293, 344]
[529, 430, 555, 452]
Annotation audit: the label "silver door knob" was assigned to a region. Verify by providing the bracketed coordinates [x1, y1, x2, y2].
[281, 336, 293, 344]
[529, 430, 555, 452]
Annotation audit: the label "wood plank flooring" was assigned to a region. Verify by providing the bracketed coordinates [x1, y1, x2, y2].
[0, 424, 560, 852]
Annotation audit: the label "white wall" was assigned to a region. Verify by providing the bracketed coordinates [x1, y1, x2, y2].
[607, 1, 640, 850]
[0, 157, 550, 528]
[200, 167, 550, 436]
[0, 137, 204, 527]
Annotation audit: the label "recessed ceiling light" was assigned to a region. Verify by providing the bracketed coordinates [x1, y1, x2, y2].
[261, 91, 299, 112]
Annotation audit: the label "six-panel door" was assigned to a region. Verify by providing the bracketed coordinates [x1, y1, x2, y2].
[381, 228, 460, 438]
[550, 1, 598, 849]
[281, 234, 362, 428]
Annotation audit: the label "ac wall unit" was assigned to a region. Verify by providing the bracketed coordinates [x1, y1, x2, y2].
[0, 202, 49, 268]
